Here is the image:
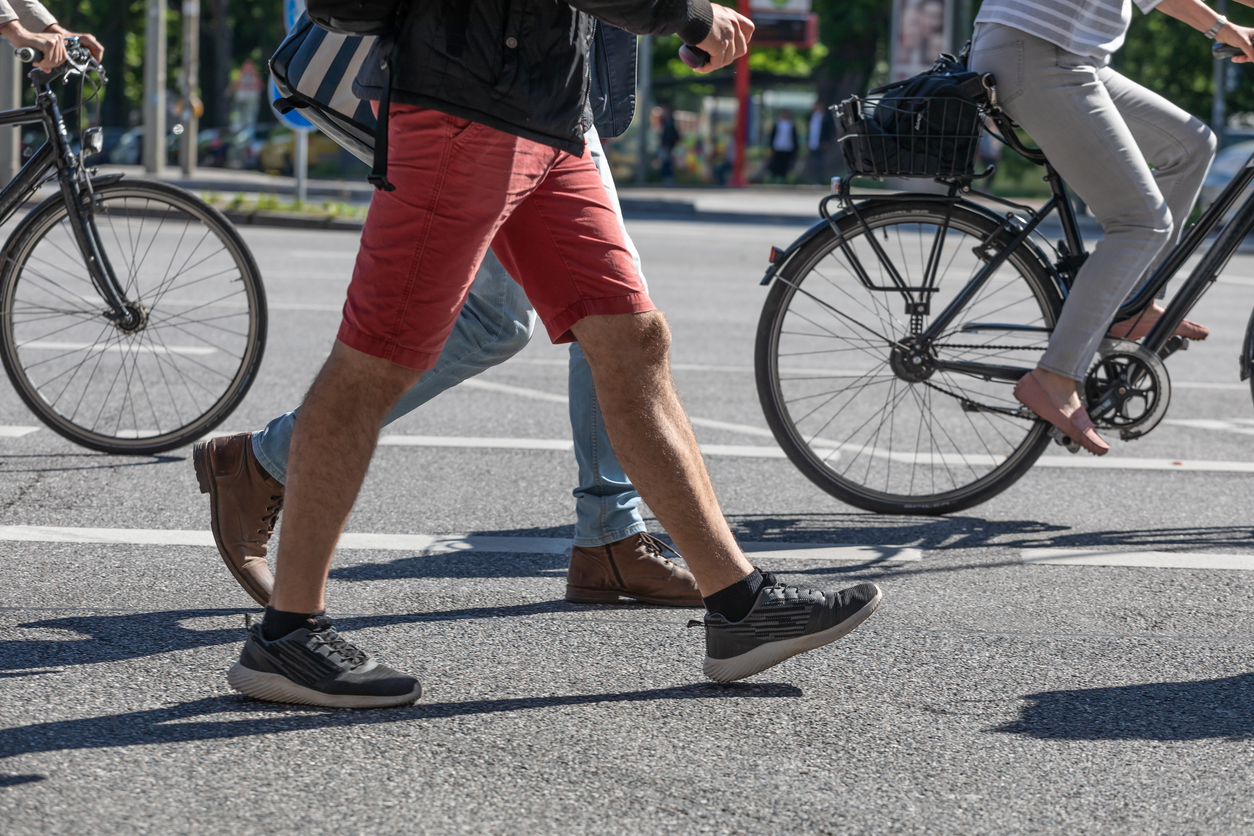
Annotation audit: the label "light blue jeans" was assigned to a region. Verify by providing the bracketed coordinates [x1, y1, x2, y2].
[251, 128, 647, 547]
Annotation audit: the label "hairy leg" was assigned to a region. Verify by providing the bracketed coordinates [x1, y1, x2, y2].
[570, 311, 753, 596]
[270, 340, 422, 613]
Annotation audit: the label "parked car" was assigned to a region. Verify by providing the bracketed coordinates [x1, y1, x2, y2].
[257, 126, 367, 177]
[108, 126, 181, 166]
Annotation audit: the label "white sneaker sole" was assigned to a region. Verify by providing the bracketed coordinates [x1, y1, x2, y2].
[227, 663, 423, 708]
[702, 585, 883, 682]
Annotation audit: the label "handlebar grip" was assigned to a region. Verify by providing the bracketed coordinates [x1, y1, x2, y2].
[15, 47, 41, 64]
[679, 45, 711, 69]
[1213, 42, 1244, 59]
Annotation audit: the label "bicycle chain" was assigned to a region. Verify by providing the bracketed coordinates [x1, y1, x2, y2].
[915, 370, 1036, 421]
[931, 343, 1043, 352]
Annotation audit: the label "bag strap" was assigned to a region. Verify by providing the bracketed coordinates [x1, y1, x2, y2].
[368, 56, 396, 191]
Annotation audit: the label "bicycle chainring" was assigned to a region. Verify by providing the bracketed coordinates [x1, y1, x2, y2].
[1083, 338, 1171, 440]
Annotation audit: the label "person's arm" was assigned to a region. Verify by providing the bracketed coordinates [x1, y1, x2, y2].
[1153, 0, 1254, 62]
[0, 0, 103, 70]
[570, 0, 753, 74]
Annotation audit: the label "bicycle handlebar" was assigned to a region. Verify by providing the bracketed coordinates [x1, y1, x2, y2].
[1213, 42, 1244, 59]
[14, 37, 100, 86]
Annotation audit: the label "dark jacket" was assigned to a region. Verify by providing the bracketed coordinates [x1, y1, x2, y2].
[588, 23, 640, 139]
[354, 0, 712, 155]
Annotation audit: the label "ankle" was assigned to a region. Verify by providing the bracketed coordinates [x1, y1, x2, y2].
[261, 606, 325, 641]
[703, 568, 764, 622]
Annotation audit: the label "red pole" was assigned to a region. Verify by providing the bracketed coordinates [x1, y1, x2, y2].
[731, 0, 751, 187]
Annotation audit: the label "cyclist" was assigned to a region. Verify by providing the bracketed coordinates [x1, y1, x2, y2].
[0, 1, 103, 70]
[969, 0, 1254, 454]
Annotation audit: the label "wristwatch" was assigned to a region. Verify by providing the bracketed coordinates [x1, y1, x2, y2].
[1206, 13, 1228, 39]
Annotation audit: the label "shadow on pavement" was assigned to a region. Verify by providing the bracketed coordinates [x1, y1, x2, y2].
[997, 673, 1254, 740]
[0, 774, 44, 786]
[723, 514, 1254, 553]
[0, 682, 802, 764]
[0, 453, 182, 474]
[1, 601, 667, 672]
[330, 551, 567, 582]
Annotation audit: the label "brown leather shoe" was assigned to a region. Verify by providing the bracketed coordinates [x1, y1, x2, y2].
[565, 532, 702, 607]
[193, 433, 283, 606]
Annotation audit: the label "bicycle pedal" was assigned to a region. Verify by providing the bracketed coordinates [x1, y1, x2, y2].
[1049, 426, 1081, 454]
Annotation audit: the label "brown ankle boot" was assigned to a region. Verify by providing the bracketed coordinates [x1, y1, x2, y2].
[193, 433, 283, 606]
[565, 533, 702, 607]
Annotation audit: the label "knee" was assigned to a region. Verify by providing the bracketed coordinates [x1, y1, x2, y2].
[484, 311, 536, 364]
[576, 310, 672, 373]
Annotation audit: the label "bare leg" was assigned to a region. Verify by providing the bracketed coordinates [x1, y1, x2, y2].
[1030, 366, 1086, 419]
[270, 340, 422, 613]
[570, 311, 754, 596]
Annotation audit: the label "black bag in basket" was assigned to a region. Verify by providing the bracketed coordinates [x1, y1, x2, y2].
[837, 55, 988, 178]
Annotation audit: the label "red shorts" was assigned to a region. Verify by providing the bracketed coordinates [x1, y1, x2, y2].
[338, 104, 654, 370]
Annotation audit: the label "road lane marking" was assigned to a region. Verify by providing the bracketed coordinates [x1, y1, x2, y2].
[0, 425, 39, 437]
[0, 525, 919, 562]
[460, 379, 778, 438]
[376, 432, 1254, 471]
[18, 341, 217, 356]
[1022, 549, 1254, 571]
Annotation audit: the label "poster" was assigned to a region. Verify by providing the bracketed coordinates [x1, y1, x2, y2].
[890, 0, 952, 82]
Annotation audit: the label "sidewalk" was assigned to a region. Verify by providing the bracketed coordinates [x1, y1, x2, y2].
[96, 164, 1098, 236]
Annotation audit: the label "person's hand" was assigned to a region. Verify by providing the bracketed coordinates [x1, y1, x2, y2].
[49, 25, 104, 62]
[693, 3, 754, 74]
[1216, 21, 1254, 63]
[0, 22, 66, 71]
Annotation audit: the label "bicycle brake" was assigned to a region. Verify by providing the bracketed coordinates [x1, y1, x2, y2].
[1049, 426, 1082, 454]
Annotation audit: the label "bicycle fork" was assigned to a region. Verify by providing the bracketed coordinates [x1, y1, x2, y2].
[41, 88, 137, 331]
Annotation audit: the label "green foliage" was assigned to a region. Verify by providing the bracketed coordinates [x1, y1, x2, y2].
[1116, 5, 1254, 121]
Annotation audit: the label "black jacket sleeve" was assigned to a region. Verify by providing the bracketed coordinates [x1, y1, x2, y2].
[568, 0, 714, 45]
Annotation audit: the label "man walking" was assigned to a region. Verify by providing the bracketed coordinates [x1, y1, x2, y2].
[217, 0, 881, 708]
[806, 100, 835, 185]
[767, 108, 798, 182]
[195, 24, 700, 614]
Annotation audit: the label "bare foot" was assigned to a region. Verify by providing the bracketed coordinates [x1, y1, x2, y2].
[1110, 302, 1209, 341]
[1029, 367, 1085, 418]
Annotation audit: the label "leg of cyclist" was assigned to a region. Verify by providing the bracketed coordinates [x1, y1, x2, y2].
[1101, 67, 1217, 340]
[971, 24, 1178, 454]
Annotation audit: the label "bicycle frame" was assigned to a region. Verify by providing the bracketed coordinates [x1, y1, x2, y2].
[0, 76, 135, 328]
[793, 114, 1254, 387]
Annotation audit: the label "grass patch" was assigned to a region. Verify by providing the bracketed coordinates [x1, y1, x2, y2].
[200, 191, 368, 222]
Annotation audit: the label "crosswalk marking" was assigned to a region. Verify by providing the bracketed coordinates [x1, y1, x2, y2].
[1022, 549, 1254, 571]
[0, 525, 920, 562]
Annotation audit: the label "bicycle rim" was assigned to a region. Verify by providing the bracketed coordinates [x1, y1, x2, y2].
[0, 181, 266, 454]
[757, 201, 1058, 514]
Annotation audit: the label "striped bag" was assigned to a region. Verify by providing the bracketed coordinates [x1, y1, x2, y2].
[269, 13, 382, 175]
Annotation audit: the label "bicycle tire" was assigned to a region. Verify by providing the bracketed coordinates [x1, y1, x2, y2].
[756, 199, 1061, 515]
[0, 179, 266, 454]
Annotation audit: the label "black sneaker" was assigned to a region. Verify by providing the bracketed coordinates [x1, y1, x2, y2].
[227, 615, 423, 708]
[692, 576, 882, 682]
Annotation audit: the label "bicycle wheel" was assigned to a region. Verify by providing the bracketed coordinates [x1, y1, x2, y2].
[0, 179, 266, 454]
[756, 199, 1061, 514]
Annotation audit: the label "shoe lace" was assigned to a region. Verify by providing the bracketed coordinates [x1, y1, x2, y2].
[639, 532, 681, 566]
[259, 494, 283, 537]
[310, 625, 369, 668]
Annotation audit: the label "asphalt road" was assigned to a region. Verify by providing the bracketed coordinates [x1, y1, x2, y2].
[2, 214, 1254, 835]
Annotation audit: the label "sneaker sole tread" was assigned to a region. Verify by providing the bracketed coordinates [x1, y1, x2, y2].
[227, 663, 422, 708]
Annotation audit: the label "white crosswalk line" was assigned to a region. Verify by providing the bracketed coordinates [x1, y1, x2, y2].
[0, 525, 919, 562]
[1022, 549, 1254, 571]
[0, 425, 39, 437]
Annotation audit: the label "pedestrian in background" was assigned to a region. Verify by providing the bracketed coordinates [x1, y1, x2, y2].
[767, 108, 797, 182]
[659, 104, 680, 184]
[805, 100, 835, 184]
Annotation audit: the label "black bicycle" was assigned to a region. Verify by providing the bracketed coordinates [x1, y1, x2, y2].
[0, 39, 265, 454]
[756, 50, 1254, 515]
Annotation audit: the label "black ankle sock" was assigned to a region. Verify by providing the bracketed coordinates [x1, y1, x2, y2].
[261, 606, 324, 641]
[703, 568, 764, 622]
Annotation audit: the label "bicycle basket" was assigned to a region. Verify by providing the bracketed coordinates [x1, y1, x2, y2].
[835, 93, 983, 178]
